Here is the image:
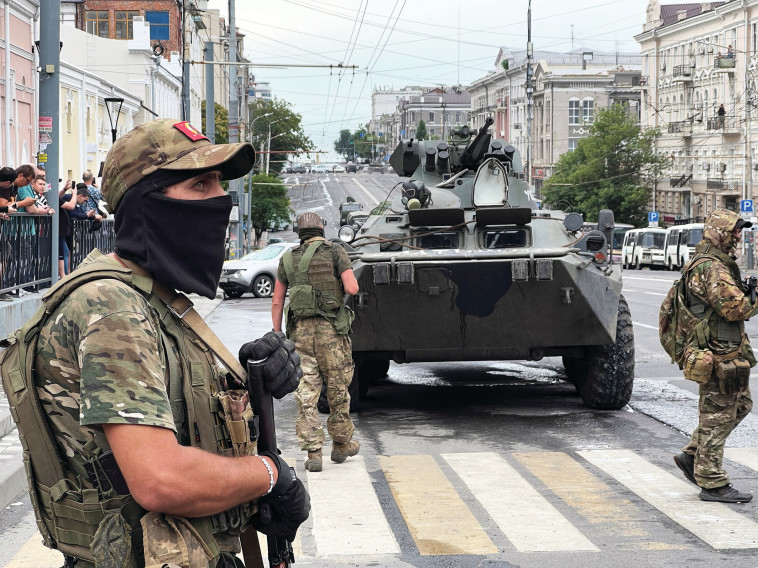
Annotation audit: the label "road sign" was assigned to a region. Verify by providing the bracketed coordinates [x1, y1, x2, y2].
[648, 211, 659, 227]
[741, 199, 754, 214]
[360, 132, 365, 137]
[400, 130, 405, 135]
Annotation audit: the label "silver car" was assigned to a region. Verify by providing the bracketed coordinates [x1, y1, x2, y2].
[219, 243, 298, 298]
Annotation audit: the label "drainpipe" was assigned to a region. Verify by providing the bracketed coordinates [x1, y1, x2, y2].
[4, 0, 13, 165]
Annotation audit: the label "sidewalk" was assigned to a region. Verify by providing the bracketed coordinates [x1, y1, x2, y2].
[0, 292, 223, 512]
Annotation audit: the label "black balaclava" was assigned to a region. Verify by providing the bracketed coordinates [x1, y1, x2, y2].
[115, 169, 233, 298]
[298, 227, 325, 243]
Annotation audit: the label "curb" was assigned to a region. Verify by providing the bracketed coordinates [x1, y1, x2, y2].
[0, 429, 25, 512]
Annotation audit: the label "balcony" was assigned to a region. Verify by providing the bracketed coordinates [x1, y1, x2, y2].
[512, 123, 522, 130]
[667, 121, 692, 136]
[706, 115, 741, 134]
[672, 65, 694, 82]
[631, 75, 648, 89]
[670, 174, 691, 188]
[706, 178, 741, 193]
[713, 56, 736, 72]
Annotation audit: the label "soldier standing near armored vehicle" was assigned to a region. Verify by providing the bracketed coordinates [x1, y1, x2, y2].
[672, 209, 756, 503]
[272, 211, 361, 472]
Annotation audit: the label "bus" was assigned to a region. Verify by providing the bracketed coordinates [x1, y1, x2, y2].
[582, 222, 634, 264]
[663, 223, 704, 270]
[622, 227, 667, 269]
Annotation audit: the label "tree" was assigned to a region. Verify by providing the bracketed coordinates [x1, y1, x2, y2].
[334, 129, 353, 159]
[248, 174, 293, 247]
[416, 119, 428, 140]
[200, 101, 228, 143]
[542, 104, 668, 227]
[248, 98, 314, 175]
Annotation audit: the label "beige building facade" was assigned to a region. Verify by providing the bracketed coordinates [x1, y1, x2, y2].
[635, 0, 758, 223]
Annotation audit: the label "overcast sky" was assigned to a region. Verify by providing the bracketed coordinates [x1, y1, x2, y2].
[207, 0, 650, 160]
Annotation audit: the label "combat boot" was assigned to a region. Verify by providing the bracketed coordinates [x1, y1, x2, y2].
[305, 450, 322, 472]
[673, 452, 696, 485]
[699, 484, 753, 503]
[331, 440, 360, 464]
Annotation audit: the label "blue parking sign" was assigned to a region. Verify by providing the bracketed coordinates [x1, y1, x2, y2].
[400, 130, 405, 135]
[648, 211, 659, 223]
[741, 199, 754, 213]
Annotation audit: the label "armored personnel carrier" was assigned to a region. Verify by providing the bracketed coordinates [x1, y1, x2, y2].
[331, 117, 634, 411]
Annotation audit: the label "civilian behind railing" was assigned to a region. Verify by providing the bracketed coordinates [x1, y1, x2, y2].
[0, 213, 53, 297]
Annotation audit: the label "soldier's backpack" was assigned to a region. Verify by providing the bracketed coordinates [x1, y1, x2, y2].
[659, 256, 714, 368]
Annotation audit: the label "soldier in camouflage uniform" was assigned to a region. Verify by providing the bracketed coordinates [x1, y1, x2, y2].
[272, 212, 360, 472]
[27, 118, 309, 566]
[673, 208, 756, 503]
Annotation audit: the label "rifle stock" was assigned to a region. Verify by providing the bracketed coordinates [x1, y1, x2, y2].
[248, 360, 296, 568]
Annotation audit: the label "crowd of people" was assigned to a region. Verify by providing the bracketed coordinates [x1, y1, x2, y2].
[0, 165, 108, 298]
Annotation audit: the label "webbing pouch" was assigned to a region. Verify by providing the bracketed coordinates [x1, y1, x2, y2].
[682, 345, 714, 384]
[715, 357, 751, 395]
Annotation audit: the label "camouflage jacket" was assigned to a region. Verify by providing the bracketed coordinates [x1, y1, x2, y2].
[687, 243, 758, 353]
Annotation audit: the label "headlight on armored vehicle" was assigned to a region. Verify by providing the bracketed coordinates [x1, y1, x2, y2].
[339, 225, 356, 242]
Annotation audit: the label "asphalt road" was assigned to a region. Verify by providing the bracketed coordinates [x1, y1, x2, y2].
[3, 171, 758, 567]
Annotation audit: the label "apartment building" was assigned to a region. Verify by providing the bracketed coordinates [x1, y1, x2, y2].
[635, 0, 758, 222]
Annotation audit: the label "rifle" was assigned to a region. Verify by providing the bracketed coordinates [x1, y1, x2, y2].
[744, 275, 758, 304]
[247, 359, 296, 568]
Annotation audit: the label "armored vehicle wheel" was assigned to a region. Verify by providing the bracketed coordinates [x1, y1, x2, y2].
[358, 359, 390, 397]
[561, 356, 585, 394]
[569, 295, 635, 410]
[317, 368, 361, 414]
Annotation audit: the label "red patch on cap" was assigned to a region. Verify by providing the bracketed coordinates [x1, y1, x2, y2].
[173, 121, 209, 142]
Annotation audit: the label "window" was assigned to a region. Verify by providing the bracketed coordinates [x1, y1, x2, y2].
[429, 112, 434, 122]
[411, 111, 415, 122]
[456, 112, 460, 123]
[115, 11, 139, 40]
[568, 139, 578, 152]
[582, 99, 594, 123]
[85, 11, 109, 38]
[483, 229, 527, 248]
[415, 231, 459, 249]
[146, 11, 170, 41]
[569, 99, 580, 124]
[430, 129, 435, 136]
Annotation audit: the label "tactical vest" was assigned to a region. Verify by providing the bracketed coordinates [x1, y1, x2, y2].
[283, 239, 354, 335]
[687, 248, 745, 350]
[0, 251, 256, 567]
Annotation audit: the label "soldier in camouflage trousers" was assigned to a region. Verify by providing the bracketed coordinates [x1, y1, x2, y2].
[272, 212, 361, 472]
[673, 208, 757, 503]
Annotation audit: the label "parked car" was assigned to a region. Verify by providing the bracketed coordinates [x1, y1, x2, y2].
[333, 164, 346, 173]
[346, 162, 358, 173]
[219, 243, 298, 298]
[313, 164, 328, 174]
[293, 165, 307, 174]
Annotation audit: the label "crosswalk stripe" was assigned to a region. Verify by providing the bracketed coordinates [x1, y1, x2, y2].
[726, 448, 758, 472]
[379, 454, 497, 555]
[307, 455, 399, 556]
[443, 452, 597, 552]
[513, 451, 684, 550]
[579, 449, 758, 549]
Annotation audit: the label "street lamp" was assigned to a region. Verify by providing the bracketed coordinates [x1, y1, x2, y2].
[104, 97, 124, 144]
[249, 112, 273, 142]
[266, 118, 283, 175]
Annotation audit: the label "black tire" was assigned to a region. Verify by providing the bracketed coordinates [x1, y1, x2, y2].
[622, 257, 628, 270]
[356, 359, 390, 398]
[561, 355, 585, 395]
[317, 367, 361, 414]
[575, 295, 635, 410]
[252, 275, 274, 298]
[667, 258, 674, 271]
[225, 290, 243, 299]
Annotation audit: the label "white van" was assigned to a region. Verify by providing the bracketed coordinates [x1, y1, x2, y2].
[664, 223, 704, 270]
[622, 228, 667, 269]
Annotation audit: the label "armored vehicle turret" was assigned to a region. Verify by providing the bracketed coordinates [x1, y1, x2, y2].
[333, 117, 634, 410]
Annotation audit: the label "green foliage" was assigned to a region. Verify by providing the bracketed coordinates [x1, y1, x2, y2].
[200, 101, 229, 144]
[501, 60, 509, 71]
[248, 174, 293, 247]
[334, 127, 379, 160]
[542, 104, 668, 227]
[416, 119, 428, 140]
[248, 98, 314, 175]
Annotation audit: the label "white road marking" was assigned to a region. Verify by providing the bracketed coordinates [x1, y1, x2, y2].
[579, 449, 758, 550]
[307, 456, 399, 556]
[725, 448, 758, 473]
[645, 292, 667, 297]
[634, 322, 658, 330]
[349, 177, 380, 207]
[443, 452, 598, 552]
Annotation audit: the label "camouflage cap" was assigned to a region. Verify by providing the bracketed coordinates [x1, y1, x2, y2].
[101, 118, 255, 212]
[297, 211, 324, 230]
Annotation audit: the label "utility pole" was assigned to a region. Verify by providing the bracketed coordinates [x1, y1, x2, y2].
[228, 0, 244, 257]
[39, 0, 60, 284]
[526, 0, 534, 196]
[204, 42, 215, 143]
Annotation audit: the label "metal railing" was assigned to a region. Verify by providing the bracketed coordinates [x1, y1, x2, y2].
[667, 121, 693, 135]
[713, 56, 736, 70]
[0, 216, 115, 295]
[673, 65, 693, 79]
[706, 178, 741, 192]
[706, 115, 740, 132]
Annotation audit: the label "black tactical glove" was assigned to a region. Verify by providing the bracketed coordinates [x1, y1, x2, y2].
[253, 452, 311, 541]
[238, 332, 302, 399]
